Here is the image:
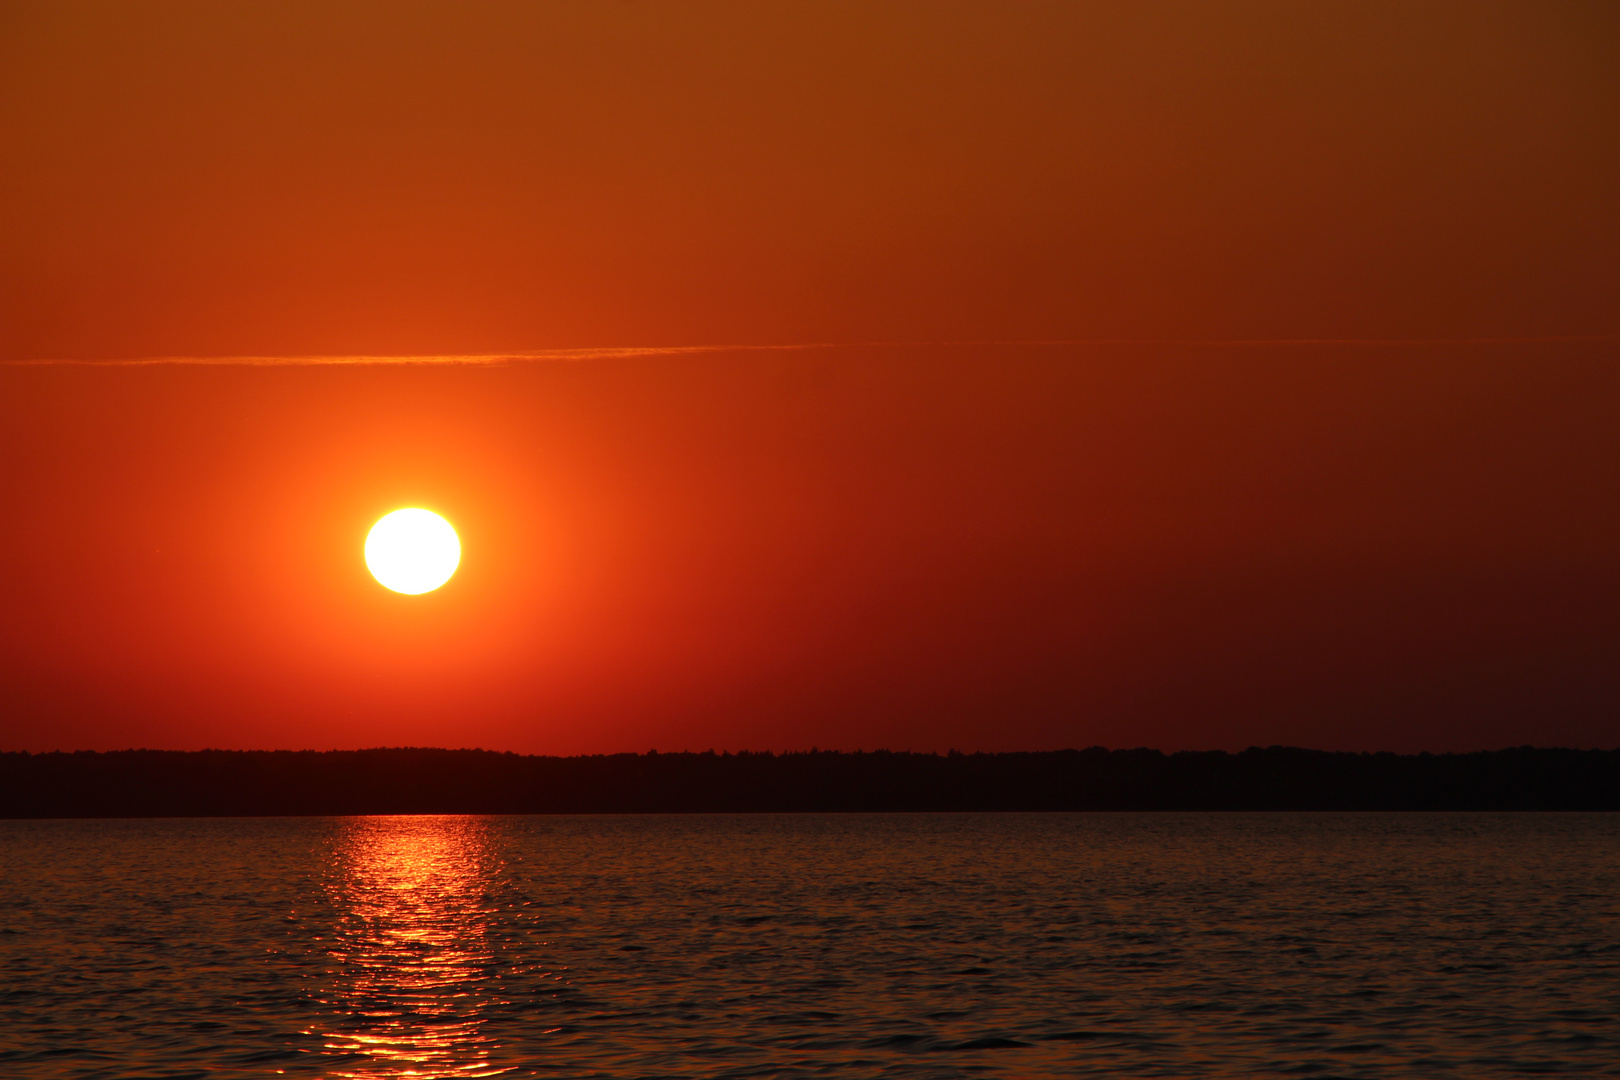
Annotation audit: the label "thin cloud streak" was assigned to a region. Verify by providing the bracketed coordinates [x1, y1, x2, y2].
[3, 336, 1614, 366]
[0, 346, 739, 367]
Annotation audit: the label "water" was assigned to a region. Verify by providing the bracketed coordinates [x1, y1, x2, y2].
[1, 814, 1616, 1078]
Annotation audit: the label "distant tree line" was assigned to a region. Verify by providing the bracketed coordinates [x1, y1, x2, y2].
[0, 745, 1616, 817]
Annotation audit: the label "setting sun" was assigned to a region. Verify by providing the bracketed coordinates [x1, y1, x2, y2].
[365, 509, 460, 595]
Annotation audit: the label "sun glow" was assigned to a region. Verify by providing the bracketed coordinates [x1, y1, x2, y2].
[365, 509, 461, 594]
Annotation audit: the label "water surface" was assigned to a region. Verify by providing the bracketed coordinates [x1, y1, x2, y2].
[1, 813, 1616, 1077]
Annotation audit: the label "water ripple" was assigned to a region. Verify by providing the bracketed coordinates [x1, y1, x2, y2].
[1, 813, 1617, 1078]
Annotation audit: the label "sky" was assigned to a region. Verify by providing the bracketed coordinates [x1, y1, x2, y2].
[0, 2, 1616, 754]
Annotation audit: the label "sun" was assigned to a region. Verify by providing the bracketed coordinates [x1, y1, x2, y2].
[365, 509, 461, 594]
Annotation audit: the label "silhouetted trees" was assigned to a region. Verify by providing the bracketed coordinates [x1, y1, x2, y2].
[0, 745, 1615, 817]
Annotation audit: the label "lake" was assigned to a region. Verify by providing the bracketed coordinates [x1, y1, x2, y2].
[1, 813, 1615, 1078]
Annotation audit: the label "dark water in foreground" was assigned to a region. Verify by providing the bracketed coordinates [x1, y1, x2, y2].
[0, 815, 1615, 1078]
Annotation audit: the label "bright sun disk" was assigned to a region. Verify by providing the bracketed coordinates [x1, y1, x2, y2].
[365, 509, 460, 594]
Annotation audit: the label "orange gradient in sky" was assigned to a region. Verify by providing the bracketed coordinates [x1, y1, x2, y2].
[0, 3, 1616, 755]
[0, 1, 1615, 360]
[0, 343, 1614, 755]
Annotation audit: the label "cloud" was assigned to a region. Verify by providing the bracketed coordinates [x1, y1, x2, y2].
[3, 337, 1611, 365]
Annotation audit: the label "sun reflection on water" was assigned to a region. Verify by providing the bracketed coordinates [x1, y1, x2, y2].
[321, 816, 509, 1078]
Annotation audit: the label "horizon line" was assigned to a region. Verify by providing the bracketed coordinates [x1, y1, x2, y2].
[3, 335, 1617, 366]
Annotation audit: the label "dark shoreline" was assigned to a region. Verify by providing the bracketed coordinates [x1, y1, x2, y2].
[2, 745, 1617, 817]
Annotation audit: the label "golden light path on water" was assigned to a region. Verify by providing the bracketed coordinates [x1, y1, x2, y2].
[320, 817, 511, 1079]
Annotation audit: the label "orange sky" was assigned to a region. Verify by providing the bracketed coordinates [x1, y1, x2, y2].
[2, 342, 1615, 754]
[0, 3, 1616, 753]
[2, 1, 1615, 358]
